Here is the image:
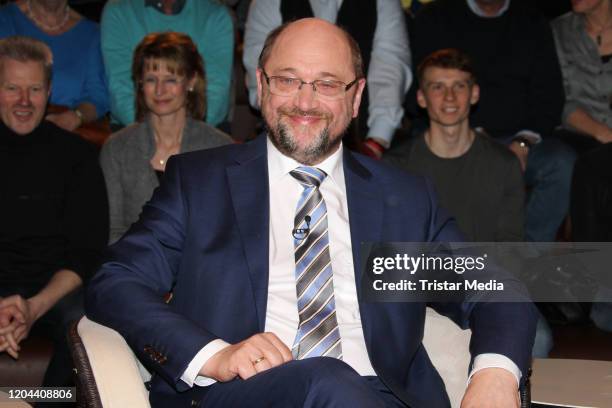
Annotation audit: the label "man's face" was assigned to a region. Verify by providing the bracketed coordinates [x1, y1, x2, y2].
[256, 20, 365, 165]
[0, 59, 49, 135]
[417, 67, 479, 128]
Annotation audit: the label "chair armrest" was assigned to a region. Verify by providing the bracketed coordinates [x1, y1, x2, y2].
[75, 316, 151, 408]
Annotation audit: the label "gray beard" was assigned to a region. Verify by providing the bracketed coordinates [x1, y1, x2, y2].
[268, 121, 339, 166]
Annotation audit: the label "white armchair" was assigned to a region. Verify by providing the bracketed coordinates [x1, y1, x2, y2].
[70, 317, 152, 408]
[70, 308, 472, 408]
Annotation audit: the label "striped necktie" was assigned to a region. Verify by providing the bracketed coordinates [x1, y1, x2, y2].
[289, 166, 343, 360]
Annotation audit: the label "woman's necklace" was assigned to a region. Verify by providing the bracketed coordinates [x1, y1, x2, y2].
[154, 129, 182, 167]
[26, 0, 70, 32]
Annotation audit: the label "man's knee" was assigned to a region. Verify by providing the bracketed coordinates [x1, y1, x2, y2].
[532, 138, 576, 181]
[296, 358, 386, 407]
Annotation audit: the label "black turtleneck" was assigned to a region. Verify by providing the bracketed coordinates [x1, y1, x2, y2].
[0, 120, 108, 286]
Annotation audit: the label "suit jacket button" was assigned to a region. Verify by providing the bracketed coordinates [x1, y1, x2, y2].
[191, 399, 199, 407]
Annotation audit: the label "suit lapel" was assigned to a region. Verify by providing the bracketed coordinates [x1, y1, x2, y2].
[343, 152, 383, 344]
[226, 135, 269, 332]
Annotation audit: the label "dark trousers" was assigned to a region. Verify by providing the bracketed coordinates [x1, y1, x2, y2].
[196, 357, 407, 408]
[570, 142, 612, 241]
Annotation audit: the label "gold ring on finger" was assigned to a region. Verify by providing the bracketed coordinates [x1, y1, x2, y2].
[253, 356, 265, 365]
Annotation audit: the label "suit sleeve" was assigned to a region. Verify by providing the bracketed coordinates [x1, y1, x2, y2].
[86, 156, 219, 391]
[423, 177, 537, 378]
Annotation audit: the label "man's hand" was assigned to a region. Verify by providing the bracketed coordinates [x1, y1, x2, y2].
[461, 367, 520, 408]
[508, 141, 529, 172]
[595, 127, 612, 144]
[200, 333, 293, 382]
[46, 110, 82, 131]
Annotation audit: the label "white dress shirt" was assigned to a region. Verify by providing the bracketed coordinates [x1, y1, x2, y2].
[182, 139, 521, 388]
[243, 0, 412, 145]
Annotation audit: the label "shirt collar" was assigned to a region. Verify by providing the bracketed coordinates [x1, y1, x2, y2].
[466, 0, 510, 18]
[145, 0, 186, 15]
[266, 135, 344, 188]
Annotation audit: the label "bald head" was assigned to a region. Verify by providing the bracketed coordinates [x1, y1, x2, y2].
[258, 18, 364, 79]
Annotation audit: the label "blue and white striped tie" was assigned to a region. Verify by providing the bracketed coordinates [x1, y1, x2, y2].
[289, 166, 342, 360]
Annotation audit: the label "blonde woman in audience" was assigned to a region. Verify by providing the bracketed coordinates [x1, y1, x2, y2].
[100, 32, 232, 243]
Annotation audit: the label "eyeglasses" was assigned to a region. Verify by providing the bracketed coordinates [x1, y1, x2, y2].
[140, 76, 186, 89]
[262, 71, 358, 99]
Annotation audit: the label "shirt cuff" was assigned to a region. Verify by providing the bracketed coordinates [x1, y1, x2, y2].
[468, 353, 521, 388]
[513, 130, 542, 145]
[367, 118, 396, 147]
[180, 339, 231, 387]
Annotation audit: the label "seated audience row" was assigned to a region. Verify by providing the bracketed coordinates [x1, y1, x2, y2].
[0, 0, 237, 133]
[0, 30, 233, 390]
[1, 0, 610, 393]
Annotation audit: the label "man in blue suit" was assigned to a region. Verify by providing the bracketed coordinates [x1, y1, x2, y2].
[87, 18, 537, 408]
